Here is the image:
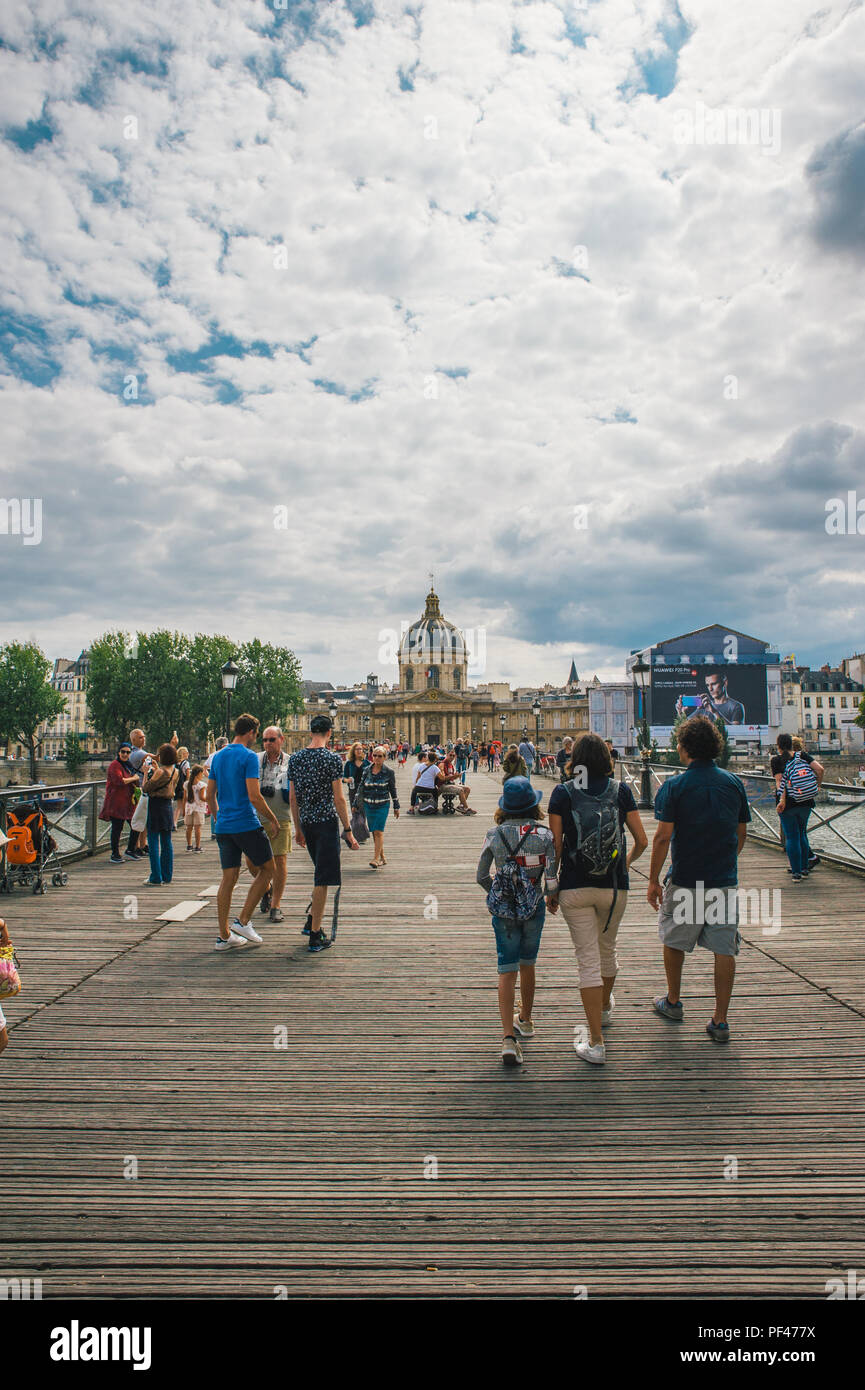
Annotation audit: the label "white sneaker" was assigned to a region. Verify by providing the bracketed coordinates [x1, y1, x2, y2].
[601, 994, 615, 1027]
[501, 1036, 523, 1067]
[230, 919, 263, 945]
[574, 1039, 606, 1065]
[214, 931, 245, 951]
[513, 1015, 535, 1038]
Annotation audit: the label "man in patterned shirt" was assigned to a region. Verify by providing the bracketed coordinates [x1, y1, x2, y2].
[288, 713, 358, 954]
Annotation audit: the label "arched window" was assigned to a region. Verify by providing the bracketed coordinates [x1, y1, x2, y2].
[404, 669, 413, 691]
[454, 669, 461, 690]
[427, 666, 440, 688]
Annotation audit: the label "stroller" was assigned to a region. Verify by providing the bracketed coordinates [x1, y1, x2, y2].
[0, 800, 69, 895]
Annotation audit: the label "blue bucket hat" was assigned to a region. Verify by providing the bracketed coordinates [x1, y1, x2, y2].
[498, 775, 543, 814]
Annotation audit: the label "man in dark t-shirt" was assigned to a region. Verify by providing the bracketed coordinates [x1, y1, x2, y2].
[288, 714, 358, 954]
[648, 716, 751, 1044]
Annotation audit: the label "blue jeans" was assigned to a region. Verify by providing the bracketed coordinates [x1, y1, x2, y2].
[780, 804, 811, 875]
[148, 829, 174, 883]
[456, 757, 467, 784]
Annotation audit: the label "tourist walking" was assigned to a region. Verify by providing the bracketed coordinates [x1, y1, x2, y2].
[647, 716, 751, 1043]
[518, 736, 536, 779]
[127, 728, 152, 855]
[288, 713, 359, 953]
[487, 743, 495, 772]
[502, 744, 528, 783]
[775, 737, 820, 881]
[255, 726, 293, 922]
[207, 715, 280, 950]
[547, 734, 648, 1065]
[183, 764, 208, 850]
[476, 777, 558, 1067]
[471, 741, 479, 774]
[357, 745, 400, 868]
[102, 742, 139, 863]
[772, 735, 823, 872]
[342, 741, 371, 810]
[142, 744, 180, 885]
[455, 737, 470, 785]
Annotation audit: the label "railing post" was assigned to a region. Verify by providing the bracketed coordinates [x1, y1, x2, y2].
[87, 782, 98, 857]
[637, 754, 654, 810]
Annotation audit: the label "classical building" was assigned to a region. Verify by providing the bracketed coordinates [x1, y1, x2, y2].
[283, 585, 591, 753]
[36, 652, 104, 760]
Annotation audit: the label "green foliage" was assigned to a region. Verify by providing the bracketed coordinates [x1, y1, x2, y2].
[63, 730, 88, 777]
[0, 641, 65, 782]
[86, 632, 140, 741]
[663, 711, 687, 765]
[856, 693, 865, 730]
[86, 629, 305, 750]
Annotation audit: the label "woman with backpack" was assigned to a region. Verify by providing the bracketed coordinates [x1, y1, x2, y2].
[547, 733, 648, 1066]
[775, 734, 820, 881]
[476, 777, 558, 1068]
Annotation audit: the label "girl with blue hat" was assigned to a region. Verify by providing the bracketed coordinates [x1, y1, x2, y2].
[476, 776, 558, 1067]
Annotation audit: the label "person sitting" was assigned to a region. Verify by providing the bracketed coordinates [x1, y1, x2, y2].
[415, 752, 476, 815]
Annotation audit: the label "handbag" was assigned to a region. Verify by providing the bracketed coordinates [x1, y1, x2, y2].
[350, 806, 370, 843]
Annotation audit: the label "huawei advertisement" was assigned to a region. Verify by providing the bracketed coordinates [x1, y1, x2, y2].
[649, 663, 770, 741]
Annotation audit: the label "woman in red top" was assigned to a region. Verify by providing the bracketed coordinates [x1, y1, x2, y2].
[102, 742, 139, 863]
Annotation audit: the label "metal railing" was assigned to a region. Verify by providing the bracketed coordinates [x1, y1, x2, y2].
[0, 780, 112, 867]
[615, 761, 865, 874]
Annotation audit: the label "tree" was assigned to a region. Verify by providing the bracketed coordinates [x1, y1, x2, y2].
[63, 730, 87, 778]
[185, 633, 238, 748]
[0, 641, 65, 783]
[856, 693, 865, 730]
[235, 639, 305, 730]
[87, 632, 141, 742]
[663, 711, 687, 765]
[132, 630, 193, 747]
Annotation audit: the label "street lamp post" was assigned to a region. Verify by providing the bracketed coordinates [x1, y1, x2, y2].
[532, 697, 541, 750]
[220, 659, 239, 740]
[631, 655, 653, 810]
[328, 700, 338, 747]
[499, 713, 505, 748]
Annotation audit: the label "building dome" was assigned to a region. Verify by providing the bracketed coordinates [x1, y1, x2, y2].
[400, 584, 466, 665]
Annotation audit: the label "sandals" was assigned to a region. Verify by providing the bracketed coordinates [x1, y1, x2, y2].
[369, 859, 381, 869]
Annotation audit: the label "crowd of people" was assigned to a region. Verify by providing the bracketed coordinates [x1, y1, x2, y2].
[0, 711, 822, 1066]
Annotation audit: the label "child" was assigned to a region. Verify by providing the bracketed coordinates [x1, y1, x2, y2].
[0, 914, 18, 1056]
[476, 777, 558, 1067]
[183, 763, 208, 851]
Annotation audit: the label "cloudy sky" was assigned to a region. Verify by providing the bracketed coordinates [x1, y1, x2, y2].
[1, 0, 863, 688]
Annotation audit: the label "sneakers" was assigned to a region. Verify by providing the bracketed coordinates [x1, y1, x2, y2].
[808, 855, 820, 868]
[601, 993, 615, 1027]
[501, 1035, 523, 1067]
[269, 907, 284, 922]
[109, 854, 124, 864]
[706, 1019, 730, 1043]
[214, 931, 245, 951]
[513, 1015, 535, 1038]
[259, 890, 271, 916]
[308, 930, 332, 954]
[574, 1039, 606, 1065]
[230, 919, 263, 945]
[123, 851, 138, 862]
[653, 995, 683, 1021]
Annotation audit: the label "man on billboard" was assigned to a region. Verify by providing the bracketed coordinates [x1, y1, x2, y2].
[676, 672, 745, 725]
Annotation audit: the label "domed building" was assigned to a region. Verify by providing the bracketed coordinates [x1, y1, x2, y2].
[399, 584, 468, 694]
[288, 585, 596, 755]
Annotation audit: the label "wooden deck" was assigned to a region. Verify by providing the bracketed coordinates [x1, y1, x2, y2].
[3, 767, 864, 1299]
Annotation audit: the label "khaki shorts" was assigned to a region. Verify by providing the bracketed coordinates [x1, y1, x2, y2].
[657, 879, 740, 956]
[265, 818, 292, 857]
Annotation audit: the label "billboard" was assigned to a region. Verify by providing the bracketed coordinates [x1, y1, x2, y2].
[650, 663, 769, 731]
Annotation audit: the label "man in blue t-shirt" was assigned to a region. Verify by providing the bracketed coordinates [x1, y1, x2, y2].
[647, 715, 751, 1044]
[207, 713, 280, 953]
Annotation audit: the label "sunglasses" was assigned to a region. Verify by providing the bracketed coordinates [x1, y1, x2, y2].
[262, 736, 279, 742]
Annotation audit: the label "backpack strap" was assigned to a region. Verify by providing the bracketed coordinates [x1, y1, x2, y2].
[496, 826, 535, 862]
